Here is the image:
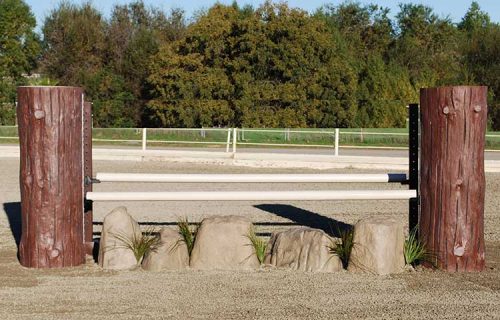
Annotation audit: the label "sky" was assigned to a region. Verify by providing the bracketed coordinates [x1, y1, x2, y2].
[26, 0, 500, 31]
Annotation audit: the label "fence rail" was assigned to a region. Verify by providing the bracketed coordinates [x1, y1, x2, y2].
[1, 125, 500, 154]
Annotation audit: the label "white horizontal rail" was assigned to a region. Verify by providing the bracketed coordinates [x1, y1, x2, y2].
[95, 173, 407, 183]
[147, 128, 229, 131]
[93, 138, 142, 142]
[340, 131, 408, 136]
[86, 190, 417, 201]
[146, 140, 228, 145]
[237, 142, 335, 148]
[242, 129, 336, 134]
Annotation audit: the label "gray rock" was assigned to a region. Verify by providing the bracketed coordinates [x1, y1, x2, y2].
[190, 215, 260, 270]
[142, 227, 189, 271]
[98, 207, 140, 270]
[264, 227, 343, 272]
[348, 216, 405, 275]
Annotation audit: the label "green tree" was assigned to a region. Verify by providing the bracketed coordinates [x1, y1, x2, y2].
[316, 3, 413, 127]
[392, 4, 464, 89]
[106, 1, 186, 126]
[459, 2, 500, 129]
[147, 2, 357, 128]
[0, 0, 40, 124]
[41, 1, 106, 86]
[458, 1, 490, 32]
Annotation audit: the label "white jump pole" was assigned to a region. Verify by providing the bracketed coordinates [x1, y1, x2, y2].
[95, 173, 407, 183]
[86, 189, 417, 201]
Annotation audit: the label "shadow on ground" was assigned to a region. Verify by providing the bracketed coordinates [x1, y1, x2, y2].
[91, 205, 350, 238]
[254, 204, 352, 237]
[3, 202, 21, 247]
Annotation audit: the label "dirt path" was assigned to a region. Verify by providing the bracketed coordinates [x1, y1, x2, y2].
[1, 159, 499, 319]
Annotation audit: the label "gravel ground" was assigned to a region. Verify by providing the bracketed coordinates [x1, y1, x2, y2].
[0, 158, 499, 319]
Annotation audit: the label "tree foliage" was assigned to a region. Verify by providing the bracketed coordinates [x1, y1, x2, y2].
[147, 3, 357, 127]
[1, 0, 497, 129]
[0, 0, 40, 124]
[41, 1, 185, 127]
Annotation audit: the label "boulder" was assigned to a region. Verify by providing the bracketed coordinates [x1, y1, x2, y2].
[264, 227, 343, 272]
[98, 207, 140, 270]
[142, 227, 189, 271]
[190, 215, 260, 270]
[348, 216, 405, 275]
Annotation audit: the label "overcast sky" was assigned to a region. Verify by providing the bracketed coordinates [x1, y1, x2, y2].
[26, 0, 500, 31]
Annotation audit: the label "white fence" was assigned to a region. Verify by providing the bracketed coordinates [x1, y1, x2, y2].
[2, 126, 500, 154]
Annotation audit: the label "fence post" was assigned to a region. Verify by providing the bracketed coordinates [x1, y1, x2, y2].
[17, 86, 85, 268]
[232, 128, 237, 153]
[334, 128, 339, 156]
[83, 102, 93, 256]
[408, 104, 419, 235]
[142, 128, 147, 151]
[226, 128, 231, 153]
[420, 86, 487, 272]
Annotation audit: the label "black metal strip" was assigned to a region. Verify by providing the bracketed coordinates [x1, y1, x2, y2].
[408, 103, 419, 233]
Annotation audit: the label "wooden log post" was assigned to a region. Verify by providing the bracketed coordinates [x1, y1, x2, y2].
[17, 86, 85, 268]
[420, 86, 487, 272]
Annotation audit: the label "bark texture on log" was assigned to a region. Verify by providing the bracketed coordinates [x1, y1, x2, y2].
[17, 86, 85, 268]
[83, 102, 93, 255]
[420, 86, 487, 272]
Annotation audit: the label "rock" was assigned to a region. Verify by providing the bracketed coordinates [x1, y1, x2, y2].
[348, 216, 405, 275]
[98, 207, 140, 270]
[190, 215, 260, 270]
[142, 227, 189, 271]
[264, 227, 343, 272]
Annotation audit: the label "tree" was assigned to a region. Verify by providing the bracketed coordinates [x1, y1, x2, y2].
[106, 1, 186, 126]
[458, 1, 490, 32]
[459, 2, 500, 129]
[316, 3, 412, 127]
[0, 0, 40, 124]
[41, 1, 106, 86]
[392, 4, 464, 89]
[147, 2, 358, 128]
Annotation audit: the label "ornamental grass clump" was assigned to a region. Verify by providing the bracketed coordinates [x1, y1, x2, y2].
[246, 226, 267, 264]
[112, 226, 161, 264]
[329, 227, 354, 269]
[177, 217, 197, 256]
[404, 227, 436, 267]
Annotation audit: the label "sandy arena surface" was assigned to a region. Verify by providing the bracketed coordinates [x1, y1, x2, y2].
[0, 158, 499, 319]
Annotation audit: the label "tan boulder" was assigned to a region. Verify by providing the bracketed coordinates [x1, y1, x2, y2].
[98, 207, 140, 270]
[348, 216, 405, 275]
[190, 215, 260, 270]
[264, 227, 343, 272]
[142, 227, 189, 271]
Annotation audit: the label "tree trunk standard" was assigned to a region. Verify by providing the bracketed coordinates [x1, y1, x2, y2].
[17, 86, 85, 268]
[420, 86, 487, 272]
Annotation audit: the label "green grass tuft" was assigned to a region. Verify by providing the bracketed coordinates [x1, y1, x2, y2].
[177, 217, 197, 256]
[329, 227, 354, 269]
[246, 226, 267, 264]
[111, 226, 161, 264]
[404, 227, 436, 267]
